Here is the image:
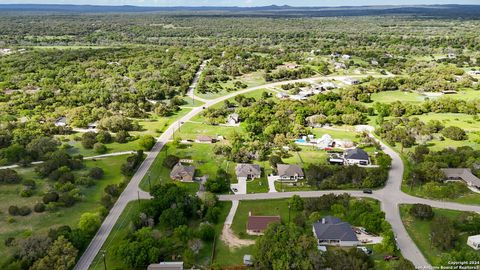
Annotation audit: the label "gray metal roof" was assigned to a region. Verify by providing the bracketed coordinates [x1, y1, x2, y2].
[313, 216, 358, 242]
[344, 148, 369, 161]
[147, 262, 183, 270]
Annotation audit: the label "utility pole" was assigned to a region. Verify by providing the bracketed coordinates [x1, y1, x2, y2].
[288, 203, 291, 223]
[148, 173, 152, 191]
[137, 191, 140, 207]
[102, 250, 107, 270]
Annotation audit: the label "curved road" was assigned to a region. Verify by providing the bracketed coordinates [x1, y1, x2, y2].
[74, 65, 475, 270]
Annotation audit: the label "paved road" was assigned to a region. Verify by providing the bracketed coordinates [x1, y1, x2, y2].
[74, 69, 437, 270]
[219, 136, 480, 269]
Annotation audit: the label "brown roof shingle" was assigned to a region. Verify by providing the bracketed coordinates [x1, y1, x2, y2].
[247, 215, 281, 232]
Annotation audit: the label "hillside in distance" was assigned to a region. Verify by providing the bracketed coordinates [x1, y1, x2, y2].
[0, 4, 480, 18]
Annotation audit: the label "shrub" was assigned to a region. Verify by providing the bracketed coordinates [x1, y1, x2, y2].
[96, 130, 112, 144]
[81, 132, 97, 149]
[163, 155, 180, 169]
[441, 126, 467, 141]
[59, 194, 76, 207]
[93, 143, 107, 154]
[4, 237, 15, 247]
[88, 167, 104, 180]
[138, 135, 156, 151]
[115, 130, 130, 143]
[8, 205, 19, 216]
[75, 176, 95, 186]
[0, 168, 22, 184]
[34, 203, 46, 213]
[409, 204, 434, 220]
[20, 189, 33, 197]
[18, 206, 32, 216]
[43, 192, 60, 204]
[23, 179, 36, 188]
[104, 184, 120, 197]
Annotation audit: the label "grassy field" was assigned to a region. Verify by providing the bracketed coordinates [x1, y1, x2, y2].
[181, 96, 205, 107]
[399, 205, 470, 266]
[0, 155, 129, 265]
[196, 71, 266, 100]
[138, 143, 235, 193]
[177, 122, 244, 141]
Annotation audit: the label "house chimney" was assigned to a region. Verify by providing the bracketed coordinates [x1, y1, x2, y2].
[249, 211, 252, 216]
[322, 218, 325, 224]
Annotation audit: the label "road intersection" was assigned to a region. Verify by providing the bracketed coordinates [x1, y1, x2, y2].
[74, 66, 476, 270]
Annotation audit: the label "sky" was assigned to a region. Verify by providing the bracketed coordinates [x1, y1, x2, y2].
[1, 0, 480, 7]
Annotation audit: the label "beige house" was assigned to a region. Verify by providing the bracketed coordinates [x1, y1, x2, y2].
[170, 163, 195, 182]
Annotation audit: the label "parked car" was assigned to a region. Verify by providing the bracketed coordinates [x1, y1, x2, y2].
[363, 189, 373, 194]
[384, 255, 399, 261]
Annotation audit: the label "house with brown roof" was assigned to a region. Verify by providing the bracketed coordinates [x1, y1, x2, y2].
[246, 214, 281, 235]
[277, 164, 304, 182]
[170, 163, 195, 182]
[195, 135, 214, 143]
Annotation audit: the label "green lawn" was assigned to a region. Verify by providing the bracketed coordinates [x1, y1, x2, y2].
[310, 127, 361, 143]
[196, 71, 266, 100]
[0, 155, 129, 265]
[181, 96, 205, 107]
[177, 122, 244, 141]
[246, 176, 269, 194]
[399, 205, 469, 266]
[370, 90, 426, 104]
[139, 143, 235, 193]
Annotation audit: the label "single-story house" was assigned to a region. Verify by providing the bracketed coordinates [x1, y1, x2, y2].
[277, 164, 304, 181]
[227, 113, 240, 125]
[316, 134, 335, 148]
[334, 62, 346, 69]
[170, 163, 195, 182]
[312, 216, 359, 246]
[344, 148, 370, 166]
[441, 168, 480, 189]
[342, 54, 351, 59]
[195, 135, 214, 144]
[447, 53, 456, 59]
[87, 121, 98, 130]
[343, 78, 360, 85]
[147, 262, 183, 270]
[55, 116, 68, 127]
[276, 92, 289, 99]
[247, 214, 281, 235]
[235, 163, 261, 180]
[467, 235, 480, 250]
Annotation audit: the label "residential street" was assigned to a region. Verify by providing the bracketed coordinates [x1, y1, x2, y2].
[74, 67, 468, 270]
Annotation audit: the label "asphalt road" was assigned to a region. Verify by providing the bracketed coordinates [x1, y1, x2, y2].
[219, 137, 480, 269]
[75, 68, 446, 269]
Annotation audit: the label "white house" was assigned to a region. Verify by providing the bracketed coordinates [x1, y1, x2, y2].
[313, 216, 359, 247]
[54, 116, 68, 127]
[227, 113, 240, 125]
[343, 77, 360, 85]
[342, 54, 351, 60]
[344, 148, 370, 165]
[467, 235, 480, 250]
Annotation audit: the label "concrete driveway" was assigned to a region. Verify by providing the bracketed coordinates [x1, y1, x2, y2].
[267, 174, 278, 193]
[231, 177, 247, 195]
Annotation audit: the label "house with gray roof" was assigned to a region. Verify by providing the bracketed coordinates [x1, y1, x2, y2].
[235, 163, 261, 180]
[277, 164, 304, 181]
[54, 116, 68, 127]
[441, 168, 480, 190]
[344, 148, 370, 166]
[312, 216, 359, 246]
[170, 163, 195, 182]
